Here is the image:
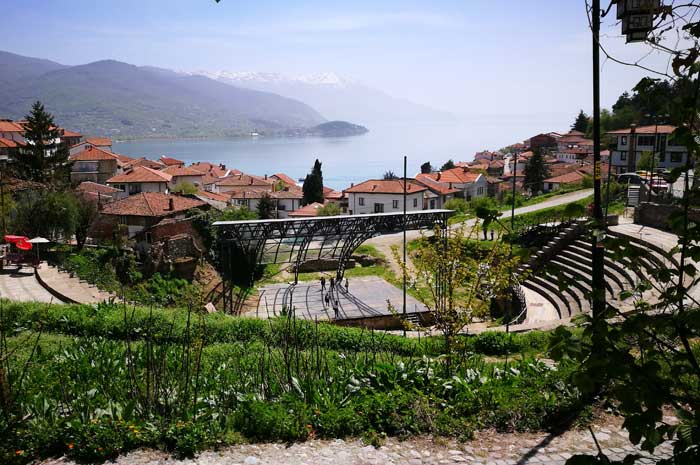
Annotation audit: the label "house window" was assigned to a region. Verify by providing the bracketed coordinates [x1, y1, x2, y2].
[619, 151, 627, 161]
[145, 232, 153, 244]
[358, 197, 365, 206]
[620, 136, 627, 145]
[477, 186, 484, 195]
[671, 152, 683, 163]
[374, 203, 384, 213]
[638, 135, 656, 147]
[430, 199, 436, 209]
[128, 184, 141, 194]
[413, 198, 418, 208]
[392, 200, 399, 209]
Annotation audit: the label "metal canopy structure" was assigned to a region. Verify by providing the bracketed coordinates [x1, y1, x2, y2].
[214, 209, 453, 288]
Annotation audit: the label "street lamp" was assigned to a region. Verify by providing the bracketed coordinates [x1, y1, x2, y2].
[616, 0, 663, 43]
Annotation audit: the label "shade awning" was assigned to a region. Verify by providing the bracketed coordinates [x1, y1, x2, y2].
[27, 237, 50, 244]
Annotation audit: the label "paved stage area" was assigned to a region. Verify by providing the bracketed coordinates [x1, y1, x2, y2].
[251, 276, 429, 321]
[0, 267, 58, 303]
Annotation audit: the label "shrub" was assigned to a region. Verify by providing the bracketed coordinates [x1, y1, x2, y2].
[444, 198, 469, 214]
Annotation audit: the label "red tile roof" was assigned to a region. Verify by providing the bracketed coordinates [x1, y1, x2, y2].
[344, 179, 427, 195]
[288, 202, 324, 217]
[62, 129, 82, 138]
[85, 137, 112, 146]
[190, 162, 230, 178]
[162, 165, 206, 177]
[160, 155, 185, 166]
[271, 173, 299, 187]
[217, 173, 273, 187]
[227, 188, 273, 199]
[76, 181, 123, 195]
[418, 167, 482, 185]
[324, 187, 344, 199]
[270, 189, 303, 199]
[128, 157, 165, 170]
[107, 166, 172, 184]
[0, 137, 21, 148]
[69, 145, 121, 162]
[101, 193, 205, 217]
[0, 121, 25, 132]
[544, 171, 584, 184]
[607, 125, 677, 135]
[414, 175, 459, 195]
[195, 189, 230, 202]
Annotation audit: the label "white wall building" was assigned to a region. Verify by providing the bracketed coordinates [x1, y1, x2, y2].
[344, 179, 427, 215]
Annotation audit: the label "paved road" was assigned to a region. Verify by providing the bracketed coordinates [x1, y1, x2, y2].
[0, 267, 58, 303]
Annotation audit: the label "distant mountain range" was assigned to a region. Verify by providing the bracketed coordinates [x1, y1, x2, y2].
[192, 70, 454, 125]
[0, 51, 325, 139]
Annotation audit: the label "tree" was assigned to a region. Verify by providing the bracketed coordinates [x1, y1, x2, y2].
[73, 193, 98, 249]
[522, 149, 549, 194]
[256, 192, 276, 219]
[392, 223, 519, 372]
[571, 110, 589, 132]
[16, 101, 72, 184]
[302, 159, 324, 205]
[13, 190, 78, 241]
[420, 162, 433, 174]
[170, 182, 198, 195]
[637, 151, 657, 172]
[317, 202, 340, 216]
[440, 159, 455, 171]
[383, 170, 398, 180]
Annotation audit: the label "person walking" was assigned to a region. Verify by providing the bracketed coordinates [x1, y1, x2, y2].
[324, 293, 330, 307]
[345, 278, 349, 292]
[320, 276, 326, 291]
[333, 302, 339, 320]
[330, 277, 335, 290]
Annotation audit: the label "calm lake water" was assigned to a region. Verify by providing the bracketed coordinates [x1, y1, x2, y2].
[114, 119, 553, 190]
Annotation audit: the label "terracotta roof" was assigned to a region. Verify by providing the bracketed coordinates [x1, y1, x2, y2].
[62, 129, 82, 138]
[489, 160, 505, 168]
[544, 171, 584, 184]
[76, 181, 123, 195]
[0, 121, 25, 132]
[85, 137, 112, 146]
[344, 179, 427, 195]
[69, 145, 121, 161]
[324, 187, 344, 199]
[195, 189, 229, 202]
[217, 173, 273, 187]
[414, 176, 460, 195]
[160, 155, 184, 166]
[269, 189, 303, 199]
[227, 188, 273, 199]
[162, 165, 206, 177]
[485, 175, 504, 184]
[128, 157, 165, 170]
[607, 125, 677, 135]
[418, 167, 482, 185]
[271, 173, 299, 187]
[106, 166, 172, 184]
[288, 202, 325, 217]
[101, 193, 205, 217]
[0, 137, 21, 148]
[190, 162, 230, 178]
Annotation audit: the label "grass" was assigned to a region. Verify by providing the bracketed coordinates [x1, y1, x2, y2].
[0, 298, 588, 463]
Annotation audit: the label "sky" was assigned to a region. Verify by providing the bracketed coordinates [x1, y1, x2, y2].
[3, 0, 682, 131]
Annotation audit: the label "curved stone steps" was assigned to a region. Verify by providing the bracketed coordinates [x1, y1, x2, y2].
[523, 276, 573, 318]
[541, 267, 587, 316]
[567, 243, 636, 291]
[551, 254, 617, 297]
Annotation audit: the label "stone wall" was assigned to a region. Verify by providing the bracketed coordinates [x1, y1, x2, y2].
[635, 202, 700, 231]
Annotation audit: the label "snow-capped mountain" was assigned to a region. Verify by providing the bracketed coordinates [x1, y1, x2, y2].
[185, 70, 453, 125]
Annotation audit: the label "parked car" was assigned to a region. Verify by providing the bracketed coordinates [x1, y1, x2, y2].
[617, 172, 646, 185]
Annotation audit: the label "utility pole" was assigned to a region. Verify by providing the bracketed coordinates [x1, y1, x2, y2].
[402, 155, 407, 337]
[591, 0, 606, 320]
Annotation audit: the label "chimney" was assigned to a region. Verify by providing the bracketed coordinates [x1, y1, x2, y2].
[437, 172, 441, 181]
[264, 174, 268, 180]
[168, 198, 174, 211]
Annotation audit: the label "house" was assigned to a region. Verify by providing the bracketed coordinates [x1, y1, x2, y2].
[555, 130, 593, 162]
[69, 137, 113, 156]
[414, 175, 459, 209]
[608, 125, 686, 174]
[226, 187, 303, 218]
[75, 181, 127, 203]
[161, 165, 205, 189]
[0, 137, 23, 160]
[543, 171, 585, 192]
[61, 129, 83, 147]
[323, 187, 346, 212]
[128, 157, 165, 170]
[288, 202, 325, 218]
[528, 133, 560, 152]
[106, 166, 172, 195]
[193, 189, 230, 210]
[0, 119, 80, 160]
[95, 192, 206, 238]
[417, 167, 487, 200]
[214, 173, 273, 194]
[160, 156, 185, 167]
[344, 179, 427, 215]
[68, 146, 133, 184]
[270, 173, 300, 189]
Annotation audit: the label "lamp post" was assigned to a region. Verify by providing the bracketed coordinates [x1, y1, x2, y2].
[402, 155, 407, 337]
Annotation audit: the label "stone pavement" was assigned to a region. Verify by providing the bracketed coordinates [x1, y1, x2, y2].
[43, 418, 673, 465]
[0, 266, 58, 303]
[251, 276, 428, 322]
[35, 264, 114, 304]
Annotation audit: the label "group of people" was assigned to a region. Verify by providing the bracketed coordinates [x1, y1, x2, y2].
[320, 276, 349, 320]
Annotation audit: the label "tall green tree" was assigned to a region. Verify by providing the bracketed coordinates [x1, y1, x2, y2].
[420, 162, 433, 174]
[522, 149, 549, 194]
[73, 192, 98, 250]
[571, 110, 589, 132]
[440, 159, 455, 171]
[383, 170, 398, 180]
[256, 192, 276, 219]
[13, 190, 78, 241]
[17, 101, 72, 184]
[302, 159, 324, 205]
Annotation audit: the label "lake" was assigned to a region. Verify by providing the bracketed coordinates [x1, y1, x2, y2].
[114, 119, 552, 190]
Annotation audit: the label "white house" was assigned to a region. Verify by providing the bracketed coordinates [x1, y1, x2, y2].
[162, 165, 206, 189]
[416, 167, 487, 200]
[608, 125, 687, 174]
[344, 179, 427, 215]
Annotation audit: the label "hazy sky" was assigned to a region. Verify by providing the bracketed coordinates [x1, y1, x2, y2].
[4, 0, 679, 130]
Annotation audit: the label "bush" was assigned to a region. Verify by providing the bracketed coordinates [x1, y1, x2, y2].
[444, 198, 469, 214]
